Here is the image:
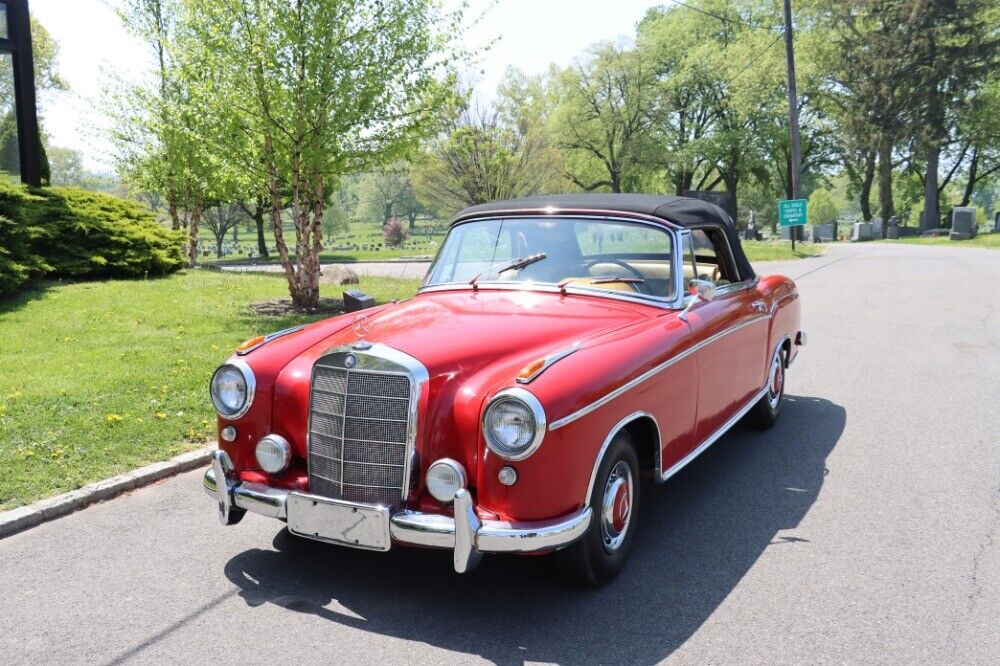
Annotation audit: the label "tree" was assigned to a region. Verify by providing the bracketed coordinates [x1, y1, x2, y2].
[413, 106, 560, 215]
[553, 42, 659, 193]
[182, 0, 463, 308]
[203, 204, 244, 258]
[113, 0, 214, 267]
[357, 168, 423, 229]
[808, 187, 839, 225]
[47, 146, 85, 187]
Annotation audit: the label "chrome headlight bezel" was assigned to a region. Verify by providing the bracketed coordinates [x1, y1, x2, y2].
[482, 387, 546, 461]
[255, 434, 291, 474]
[426, 458, 467, 503]
[210, 360, 256, 419]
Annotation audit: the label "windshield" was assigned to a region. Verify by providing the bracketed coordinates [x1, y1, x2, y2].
[423, 217, 676, 300]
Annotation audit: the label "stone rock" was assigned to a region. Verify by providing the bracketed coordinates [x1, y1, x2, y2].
[319, 265, 360, 285]
[871, 217, 884, 238]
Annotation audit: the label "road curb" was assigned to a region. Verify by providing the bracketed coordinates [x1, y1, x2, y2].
[0, 447, 213, 540]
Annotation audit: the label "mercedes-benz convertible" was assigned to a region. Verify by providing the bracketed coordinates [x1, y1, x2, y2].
[203, 194, 804, 585]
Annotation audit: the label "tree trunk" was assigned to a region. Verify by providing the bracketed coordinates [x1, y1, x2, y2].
[877, 136, 894, 235]
[232, 222, 239, 244]
[216, 235, 224, 258]
[265, 137, 298, 300]
[408, 210, 417, 230]
[923, 142, 940, 230]
[253, 200, 269, 258]
[168, 199, 181, 231]
[960, 148, 979, 207]
[187, 203, 202, 267]
[860, 149, 875, 221]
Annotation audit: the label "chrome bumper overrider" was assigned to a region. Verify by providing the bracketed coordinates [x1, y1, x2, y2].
[203, 451, 592, 573]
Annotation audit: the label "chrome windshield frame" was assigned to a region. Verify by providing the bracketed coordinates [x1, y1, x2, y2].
[419, 214, 687, 310]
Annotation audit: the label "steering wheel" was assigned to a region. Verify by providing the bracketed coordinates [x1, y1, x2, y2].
[583, 259, 652, 295]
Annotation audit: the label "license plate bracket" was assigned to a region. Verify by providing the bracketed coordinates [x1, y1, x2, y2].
[287, 492, 391, 551]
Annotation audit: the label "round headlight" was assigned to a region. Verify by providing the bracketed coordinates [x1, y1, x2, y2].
[255, 435, 291, 474]
[483, 388, 546, 461]
[426, 458, 467, 503]
[210, 361, 255, 419]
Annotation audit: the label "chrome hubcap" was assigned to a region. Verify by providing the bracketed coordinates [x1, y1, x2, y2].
[600, 460, 633, 553]
[767, 353, 784, 410]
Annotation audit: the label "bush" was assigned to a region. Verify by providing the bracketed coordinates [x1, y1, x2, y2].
[0, 179, 50, 294]
[0, 179, 185, 296]
[382, 216, 408, 247]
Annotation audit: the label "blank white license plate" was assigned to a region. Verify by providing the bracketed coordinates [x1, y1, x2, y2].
[287, 492, 391, 552]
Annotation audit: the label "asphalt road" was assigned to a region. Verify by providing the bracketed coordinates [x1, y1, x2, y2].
[2, 242, 998, 665]
[222, 260, 432, 279]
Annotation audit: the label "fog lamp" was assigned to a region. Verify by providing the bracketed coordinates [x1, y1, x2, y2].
[255, 435, 291, 474]
[426, 458, 467, 503]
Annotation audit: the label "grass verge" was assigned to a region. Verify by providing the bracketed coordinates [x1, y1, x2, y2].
[879, 234, 1000, 249]
[0, 270, 421, 510]
[742, 240, 827, 261]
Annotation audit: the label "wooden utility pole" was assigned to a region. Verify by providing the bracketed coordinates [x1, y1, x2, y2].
[783, 0, 802, 250]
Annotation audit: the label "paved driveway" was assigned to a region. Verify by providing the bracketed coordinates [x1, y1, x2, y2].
[221, 260, 432, 280]
[2, 242, 998, 664]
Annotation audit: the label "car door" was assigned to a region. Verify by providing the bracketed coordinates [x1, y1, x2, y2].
[681, 228, 768, 445]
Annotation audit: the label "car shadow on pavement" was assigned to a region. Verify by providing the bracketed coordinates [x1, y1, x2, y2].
[222, 394, 845, 665]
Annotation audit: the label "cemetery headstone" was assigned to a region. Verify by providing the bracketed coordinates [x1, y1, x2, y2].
[850, 221, 873, 242]
[994, 211, 1000, 233]
[815, 222, 835, 242]
[950, 207, 978, 241]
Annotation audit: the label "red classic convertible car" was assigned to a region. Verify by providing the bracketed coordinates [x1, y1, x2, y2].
[204, 194, 804, 585]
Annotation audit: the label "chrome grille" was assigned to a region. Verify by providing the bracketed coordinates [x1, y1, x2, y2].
[308, 359, 413, 507]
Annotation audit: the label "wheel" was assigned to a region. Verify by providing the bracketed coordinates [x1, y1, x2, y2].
[746, 346, 786, 429]
[559, 431, 640, 586]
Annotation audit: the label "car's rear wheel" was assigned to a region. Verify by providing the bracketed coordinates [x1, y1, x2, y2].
[746, 346, 786, 429]
[559, 431, 640, 586]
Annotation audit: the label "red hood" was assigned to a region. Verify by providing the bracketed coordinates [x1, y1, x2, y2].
[269, 289, 659, 481]
[350, 289, 656, 374]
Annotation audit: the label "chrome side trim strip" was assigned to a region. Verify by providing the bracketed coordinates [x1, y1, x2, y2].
[549, 314, 771, 431]
[656, 336, 789, 482]
[516, 343, 580, 384]
[659, 385, 767, 483]
[583, 411, 660, 506]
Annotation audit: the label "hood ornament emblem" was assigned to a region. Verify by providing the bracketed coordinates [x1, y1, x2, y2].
[352, 315, 372, 350]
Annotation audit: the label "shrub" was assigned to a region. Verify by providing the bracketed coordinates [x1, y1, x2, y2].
[0, 180, 185, 296]
[382, 216, 408, 247]
[0, 178, 50, 294]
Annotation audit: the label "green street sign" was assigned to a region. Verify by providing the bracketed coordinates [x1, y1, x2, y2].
[779, 199, 808, 227]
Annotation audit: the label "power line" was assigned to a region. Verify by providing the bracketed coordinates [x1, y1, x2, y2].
[730, 32, 784, 82]
[664, 0, 763, 30]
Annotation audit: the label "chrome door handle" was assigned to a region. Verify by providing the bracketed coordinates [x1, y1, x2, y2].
[751, 300, 767, 313]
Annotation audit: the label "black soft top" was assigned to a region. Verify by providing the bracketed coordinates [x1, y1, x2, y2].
[454, 193, 755, 280]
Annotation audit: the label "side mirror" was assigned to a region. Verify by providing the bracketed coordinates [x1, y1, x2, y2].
[689, 279, 717, 303]
[679, 279, 716, 322]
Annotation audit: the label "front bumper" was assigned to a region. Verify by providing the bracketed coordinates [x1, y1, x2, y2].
[203, 451, 591, 573]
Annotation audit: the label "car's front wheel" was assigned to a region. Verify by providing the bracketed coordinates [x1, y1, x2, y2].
[559, 431, 640, 586]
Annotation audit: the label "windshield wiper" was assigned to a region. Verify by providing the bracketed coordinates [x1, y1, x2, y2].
[590, 276, 645, 285]
[496, 253, 547, 275]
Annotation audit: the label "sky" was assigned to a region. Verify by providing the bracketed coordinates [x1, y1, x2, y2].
[29, 0, 660, 173]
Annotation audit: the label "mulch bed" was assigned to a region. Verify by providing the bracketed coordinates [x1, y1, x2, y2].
[249, 298, 344, 317]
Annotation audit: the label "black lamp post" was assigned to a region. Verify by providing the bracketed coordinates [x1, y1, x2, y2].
[0, 0, 41, 186]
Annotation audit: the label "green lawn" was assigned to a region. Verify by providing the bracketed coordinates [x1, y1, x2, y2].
[742, 240, 827, 261]
[0, 271, 421, 510]
[879, 233, 1000, 249]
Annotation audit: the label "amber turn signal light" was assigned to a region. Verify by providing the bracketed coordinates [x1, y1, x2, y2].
[516, 358, 546, 383]
[237, 335, 265, 353]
